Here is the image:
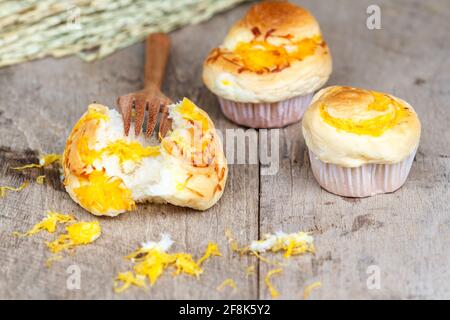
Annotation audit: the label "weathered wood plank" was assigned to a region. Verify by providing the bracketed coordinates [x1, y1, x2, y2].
[258, 0, 450, 299]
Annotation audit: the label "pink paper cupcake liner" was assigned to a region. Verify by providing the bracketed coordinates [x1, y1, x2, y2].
[218, 93, 313, 128]
[308, 149, 417, 197]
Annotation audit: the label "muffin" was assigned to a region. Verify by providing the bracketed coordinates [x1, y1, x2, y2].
[203, 0, 332, 128]
[63, 98, 228, 216]
[302, 86, 421, 197]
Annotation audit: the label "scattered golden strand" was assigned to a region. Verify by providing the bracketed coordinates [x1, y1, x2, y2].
[250, 250, 283, 267]
[245, 265, 256, 276]
[197, 242, 222, 265]
[217, 278, 237, 292]
[12, 153, 62, 170]
[46, 221, 101, 253]
[115, 236, 221, 293]
[0, 0, 249, 68]
[14, 211, 101, 266]
[265, 268, 283, 299]
[224, 230, 313, 269]
[13, 211, 76, 237]
[0, 181, 29, 198]
[36, 175, 45, 184]
[12, 163, 41, 170]
[114, 272, 146, 294]
[303, 281, 322, 300]
[39, 154, 62, 166]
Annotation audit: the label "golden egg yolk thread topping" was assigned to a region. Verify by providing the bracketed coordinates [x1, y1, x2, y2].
[0, 181, 29, 198]
[100, 141, 160, 164]
[207, 27, 324, 74]
[114, 236, 222, 293]
[320, 91, 412, 136]
[13, 211, 76, 236]
[250, 231, 315, 258]
[46, 221, 101, 253]
[73, 170, 135, 214]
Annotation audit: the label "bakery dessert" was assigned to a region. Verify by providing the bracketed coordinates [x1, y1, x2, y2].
[203, 0, 332, 128]
[63, 98, 228, 216]
[302, 86, 421, 197]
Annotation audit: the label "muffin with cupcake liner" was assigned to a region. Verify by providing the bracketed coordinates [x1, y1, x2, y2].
[203, 0, 332, 128]
[302, 86, 421, 197]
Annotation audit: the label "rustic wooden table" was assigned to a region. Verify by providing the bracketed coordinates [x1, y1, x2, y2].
[1, 0, 449, 299]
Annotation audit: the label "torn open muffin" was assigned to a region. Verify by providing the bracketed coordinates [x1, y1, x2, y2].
[63, 98, 227, 216]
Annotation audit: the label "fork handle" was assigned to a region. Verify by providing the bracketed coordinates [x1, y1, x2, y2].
[144, 33, 170, 90]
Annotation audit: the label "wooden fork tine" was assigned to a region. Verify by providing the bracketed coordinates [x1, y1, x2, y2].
[118, 95, 133, 136]
[145, 99, 160, 137]
[159, 101, 172, 139]
[134, 97, 146, 136]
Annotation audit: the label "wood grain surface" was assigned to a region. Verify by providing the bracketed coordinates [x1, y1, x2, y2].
[0, 0, 449, 299]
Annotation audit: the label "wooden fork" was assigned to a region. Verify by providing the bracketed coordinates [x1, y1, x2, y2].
[117, 33, 172, 138]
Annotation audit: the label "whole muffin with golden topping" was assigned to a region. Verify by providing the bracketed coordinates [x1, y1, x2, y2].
[302, 86, 421, 197]
[203, 0, 332, 128]
[63, 98, 227, 216]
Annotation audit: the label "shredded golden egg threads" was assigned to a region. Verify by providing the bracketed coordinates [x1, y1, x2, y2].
[79, 139, 160, 168]
[114, 235, 222, 293]
[40, 153, 62, 166]
[13, 211, 76, 236]
[246, 265, 256, 276]
[13, 210, 100, 267]
[320, 91, 411, 136]
[303, 281, 322, 300]
[233, 36, 322, 73]
[114, 272, 146, 293]
[36, 175, 45, 184]
[197, 242, 222, 265]
[173, 253, 203, 277]
[217, 278, 237, 292]
[265, 268, 283, 298]
[0, 181, 28, 198]
[250, 231, 315, 257]
[46, 221, 101, 253]
[177, 97, 210, 132]
[224, 230, 314, 271]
